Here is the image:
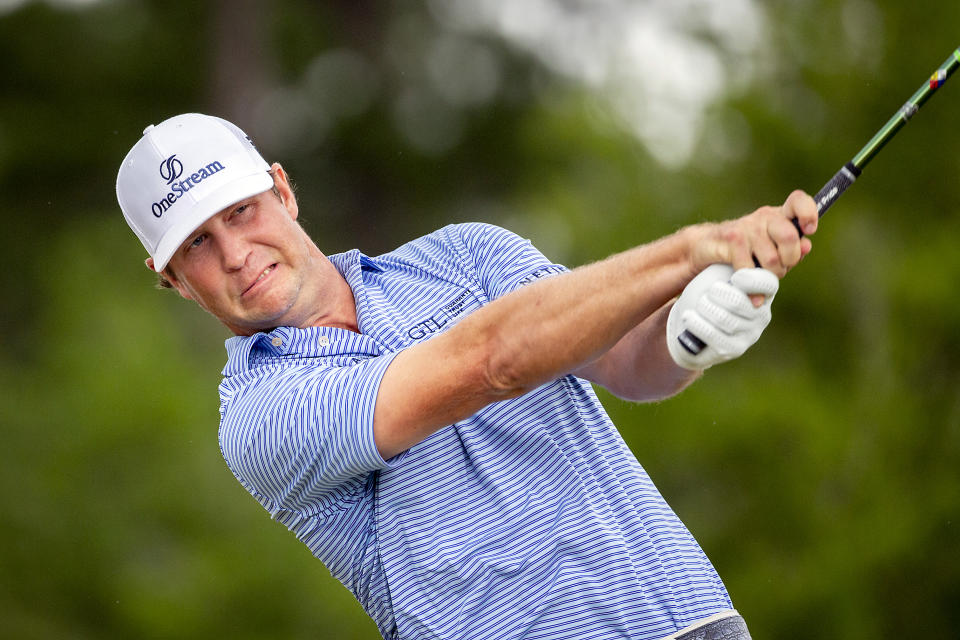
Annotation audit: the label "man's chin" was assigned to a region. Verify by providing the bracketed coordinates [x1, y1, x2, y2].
[226, 303, 299, 336]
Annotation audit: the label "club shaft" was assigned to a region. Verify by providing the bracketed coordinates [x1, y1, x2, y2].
[815, 46, 960, 217]
[852, 47, 960, 171]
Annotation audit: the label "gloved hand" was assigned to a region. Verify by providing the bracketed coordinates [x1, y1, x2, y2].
[666, 264, 779, 370]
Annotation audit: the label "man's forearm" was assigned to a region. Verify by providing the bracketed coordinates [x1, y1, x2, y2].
[469, 227, 701, 397]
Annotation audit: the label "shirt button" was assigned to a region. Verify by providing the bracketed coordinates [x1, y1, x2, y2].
[271, 337, 283, 347]
[318, 336, 331, 347]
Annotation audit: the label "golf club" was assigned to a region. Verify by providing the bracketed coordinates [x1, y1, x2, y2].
[678, 46, 960, 357]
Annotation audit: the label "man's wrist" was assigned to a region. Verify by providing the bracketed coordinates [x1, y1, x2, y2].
[678, 223, 714, 280]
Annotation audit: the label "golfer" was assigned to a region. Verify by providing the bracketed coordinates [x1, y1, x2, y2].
[116, 113, 817, 640]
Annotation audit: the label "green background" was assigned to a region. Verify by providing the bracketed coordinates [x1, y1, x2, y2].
[2, 1, 958, 638]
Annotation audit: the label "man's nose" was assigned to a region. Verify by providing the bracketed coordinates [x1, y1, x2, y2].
[219, 232, 250, 271]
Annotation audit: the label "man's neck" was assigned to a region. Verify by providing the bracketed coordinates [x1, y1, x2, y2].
[309, 268, 360, 333]
[295, 253, 360, 333]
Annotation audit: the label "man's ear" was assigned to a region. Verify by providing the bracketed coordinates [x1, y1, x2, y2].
[145, 257, 194, 300]
[270, 162, 299, 220]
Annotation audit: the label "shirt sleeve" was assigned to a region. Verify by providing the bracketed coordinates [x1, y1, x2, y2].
[218, 350, 400, 517]
[449, 222, 569, 301]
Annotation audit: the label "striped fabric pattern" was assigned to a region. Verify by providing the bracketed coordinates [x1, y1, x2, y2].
[218, 223, 733, 639]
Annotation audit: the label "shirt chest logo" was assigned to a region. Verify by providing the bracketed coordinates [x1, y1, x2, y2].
[407, 290, 473, 340]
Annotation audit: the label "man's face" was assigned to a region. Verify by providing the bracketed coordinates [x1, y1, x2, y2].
[154, 165, 323, 335]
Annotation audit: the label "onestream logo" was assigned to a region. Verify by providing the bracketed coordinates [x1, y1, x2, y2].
[160, 154, 184, 185]
[151, 154, 226, 218]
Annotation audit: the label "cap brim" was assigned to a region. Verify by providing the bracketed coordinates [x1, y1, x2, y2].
[151, 171, 274, 272]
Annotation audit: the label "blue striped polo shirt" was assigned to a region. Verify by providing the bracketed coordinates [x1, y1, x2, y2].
[217, 223, 733, 640]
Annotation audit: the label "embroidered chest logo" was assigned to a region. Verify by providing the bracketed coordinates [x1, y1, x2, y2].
[408, 290, 473, 340]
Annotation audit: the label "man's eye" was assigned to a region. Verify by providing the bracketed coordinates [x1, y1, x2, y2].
[189, 234, 206, 249]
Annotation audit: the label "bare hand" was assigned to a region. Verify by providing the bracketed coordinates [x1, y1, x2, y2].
[691, 190, 818, 277]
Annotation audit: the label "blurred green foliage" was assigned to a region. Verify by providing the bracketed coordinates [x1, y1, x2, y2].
[1, 0, 958, 638]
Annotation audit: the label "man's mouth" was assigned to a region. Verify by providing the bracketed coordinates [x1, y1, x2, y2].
[243, 264, 277, 295]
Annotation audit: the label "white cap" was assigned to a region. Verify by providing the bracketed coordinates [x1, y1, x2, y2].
[116, 113, 274, 272]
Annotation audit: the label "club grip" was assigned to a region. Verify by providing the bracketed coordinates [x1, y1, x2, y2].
[813, 162, 861, 217]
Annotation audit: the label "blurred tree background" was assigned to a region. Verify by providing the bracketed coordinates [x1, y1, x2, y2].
[1, 0, 958, 638]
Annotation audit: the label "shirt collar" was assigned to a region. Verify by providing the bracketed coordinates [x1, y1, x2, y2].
[328, 248, 383, 277]
[222, 326, 386, 376]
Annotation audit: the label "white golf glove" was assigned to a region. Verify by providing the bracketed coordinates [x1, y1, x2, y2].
[666, 264, 780, 370]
